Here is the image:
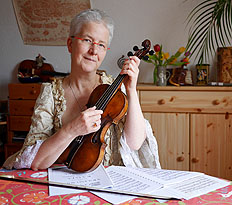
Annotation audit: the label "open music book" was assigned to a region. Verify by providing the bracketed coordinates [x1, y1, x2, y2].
[48, 164, 113, 196]
[48, 165, 230, 204]
[98, 166, 230, 203]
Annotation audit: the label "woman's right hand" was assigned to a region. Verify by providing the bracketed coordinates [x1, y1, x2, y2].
[65, 106, 103, 138]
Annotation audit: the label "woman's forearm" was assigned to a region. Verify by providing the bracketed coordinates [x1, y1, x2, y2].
[31, 127, 74, 170]
[123, 90, 146, 150]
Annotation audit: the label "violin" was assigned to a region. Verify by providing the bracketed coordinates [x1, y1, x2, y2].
[58, 39, 151, 172]
[18, 54, 69, 82]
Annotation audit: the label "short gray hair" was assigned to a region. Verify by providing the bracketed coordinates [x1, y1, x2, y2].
[69, 9, 114, 45]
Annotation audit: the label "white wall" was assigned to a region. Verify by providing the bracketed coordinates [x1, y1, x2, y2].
[0, 0, 210, 99]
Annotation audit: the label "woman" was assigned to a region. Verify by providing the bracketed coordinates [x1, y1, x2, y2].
[3, 9, 160, 171]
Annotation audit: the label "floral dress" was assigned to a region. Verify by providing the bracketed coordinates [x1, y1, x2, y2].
[3, 71, 161, 170]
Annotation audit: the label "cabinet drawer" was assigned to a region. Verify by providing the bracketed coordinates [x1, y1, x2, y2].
[140, 90, 232, 113]
[4, 143, 23, 159]
[9, 100, 36, 115]
[9, 116, 31, 131]
[8, 83, 41, 99]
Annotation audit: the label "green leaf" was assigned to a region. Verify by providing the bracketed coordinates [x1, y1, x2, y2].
[149, 55, 159, 61]
[171, 62, 186, 66]
[186, 0, 232, 63]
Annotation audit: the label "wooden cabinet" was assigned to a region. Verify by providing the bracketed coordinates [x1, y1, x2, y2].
[137, 84, 232, 180]
[0, 100, 8, 165]
[190, 114, 232, 179]
[5, 83, 41, 159]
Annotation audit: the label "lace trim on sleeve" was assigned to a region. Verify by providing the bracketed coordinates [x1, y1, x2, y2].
[52, 78, 66, 131]
[14, 140, 44, 169]
[97, 70, 114, 84]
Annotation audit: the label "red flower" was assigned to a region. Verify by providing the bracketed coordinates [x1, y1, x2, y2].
[153, 44, 160, 52]
[181, 57, 190, 64]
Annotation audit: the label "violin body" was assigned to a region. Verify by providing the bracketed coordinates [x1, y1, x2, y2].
[59, 84, 128, 172]
[58, 39, 151, 172]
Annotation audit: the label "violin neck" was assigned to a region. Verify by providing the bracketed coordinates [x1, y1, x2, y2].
[95, 74, 126, 111]
[110, 73, 126, 92]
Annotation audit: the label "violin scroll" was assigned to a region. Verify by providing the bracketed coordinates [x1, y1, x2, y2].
[118, 39, 151, 70]
[127, 39, 151, 59]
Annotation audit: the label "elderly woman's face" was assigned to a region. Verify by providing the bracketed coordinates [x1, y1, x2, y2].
[68, 21, 110, 73]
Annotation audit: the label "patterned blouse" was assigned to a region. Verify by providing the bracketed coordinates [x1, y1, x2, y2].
[3, 70, 161, 170]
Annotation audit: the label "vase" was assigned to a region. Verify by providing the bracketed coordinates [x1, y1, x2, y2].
[153, 66, 158, 85]
[156, 66, 170, 86]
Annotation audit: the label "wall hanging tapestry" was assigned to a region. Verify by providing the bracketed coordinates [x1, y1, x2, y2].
[12, 0, 90, 46]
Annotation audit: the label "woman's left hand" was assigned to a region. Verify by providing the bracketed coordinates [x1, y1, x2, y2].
[120, 56, 140, 91]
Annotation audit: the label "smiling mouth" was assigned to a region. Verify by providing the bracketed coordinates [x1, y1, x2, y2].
[84, 56, 97, 62]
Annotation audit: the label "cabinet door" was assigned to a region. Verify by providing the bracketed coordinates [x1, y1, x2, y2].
[8, 116, 31, 131]
[4, 143, 23, 159]
[144, 112, 189, 171]
[191, 113, 232, 180]
[9, 100, 36, 115]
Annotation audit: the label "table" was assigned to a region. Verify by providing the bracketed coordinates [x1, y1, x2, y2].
[0, 168, 232, 205]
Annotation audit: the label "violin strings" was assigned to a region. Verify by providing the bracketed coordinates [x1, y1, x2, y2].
[95, 74, 125, 110]
[99, 75, 124, 109]
[100, 76, 124, 109]
[95, 76, 121, 110]
[96, 75, 122, 109]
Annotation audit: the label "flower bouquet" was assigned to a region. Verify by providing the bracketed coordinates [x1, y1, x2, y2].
[143, 44, 190, 84]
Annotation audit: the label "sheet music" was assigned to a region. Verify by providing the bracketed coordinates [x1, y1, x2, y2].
[125, 167, 203, 185]
[92, 166, 230, 204]
[162, 174, 230, 200]
[48, 164, 113, 196]
[48, 165, 230, 204]
[91, 166, 164, 204]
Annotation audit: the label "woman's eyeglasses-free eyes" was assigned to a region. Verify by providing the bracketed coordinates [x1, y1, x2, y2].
[71, 36, 110, 51]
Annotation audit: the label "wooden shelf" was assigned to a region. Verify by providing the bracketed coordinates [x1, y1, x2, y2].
[0, 121, 7, 125]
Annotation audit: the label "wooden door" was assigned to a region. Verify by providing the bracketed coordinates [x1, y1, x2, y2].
[144, 112, 189, 171]
[190, 113, 232, 180]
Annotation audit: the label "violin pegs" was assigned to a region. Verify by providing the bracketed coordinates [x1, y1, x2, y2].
[127, 39, 151, 59]
[143, 55, 149, 61]
[127, 51, 134, 57]
[133, 46, 139, 51]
